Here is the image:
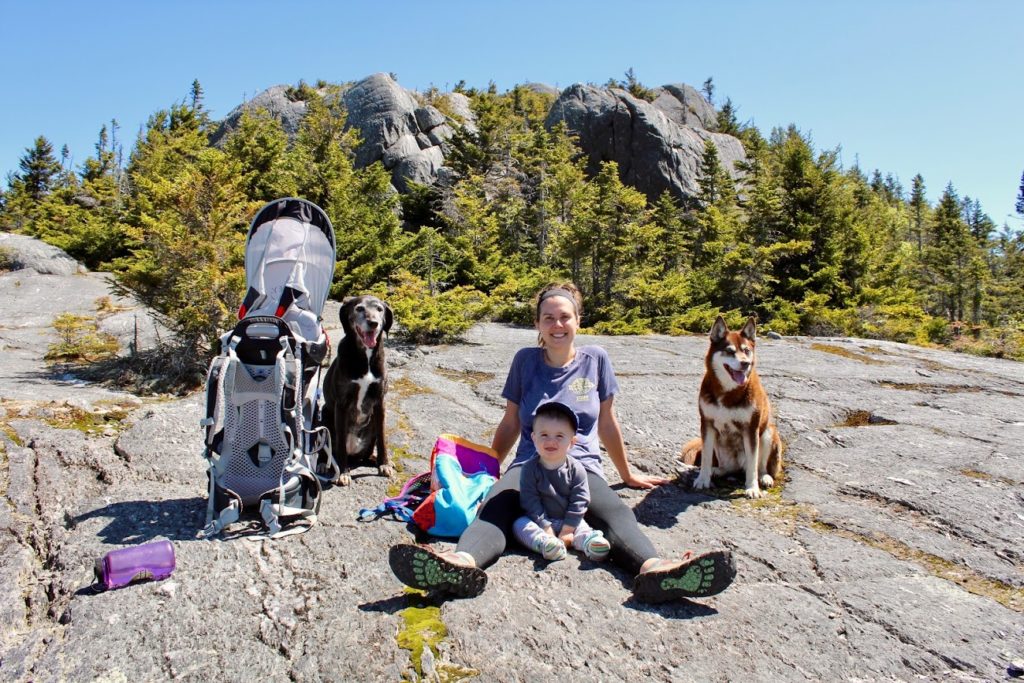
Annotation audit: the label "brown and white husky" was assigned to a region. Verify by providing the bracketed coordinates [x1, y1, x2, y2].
[681, 316, 782, 499]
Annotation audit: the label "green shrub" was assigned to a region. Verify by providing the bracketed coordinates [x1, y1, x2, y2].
[856, 303, 941, 345]
[487, 269, 560, 327]
[0, 246, 15, 272]
[45, 313, 120, 362]
[760, 298, 801, 336]
[385, 271, 491, 344]
[587, 311, 651, 336]
[664, 303, 743, 335]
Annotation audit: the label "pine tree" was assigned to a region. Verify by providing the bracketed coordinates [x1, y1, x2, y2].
[696, 139, 735, 208]
[1, 136, 64, 233]
[534, 123, 589, 265]
[112, 90, 256, 360]
[702, 77, 715, 104]
[1016, 169, 1024, 216]
[115, 145, 255, 357]
[621, 68, 655, 101]
[923, 183, 975, 321]
[962, 198, 995, 325]
[222, 109, 294, 201]
[909, 174, 927, 256]
[716, 98, 741, 135]
[17, 136, 62, 201]
[41, 125, 131, 267]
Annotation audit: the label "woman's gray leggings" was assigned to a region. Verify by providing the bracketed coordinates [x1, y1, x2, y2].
[456, 466, 658, 574]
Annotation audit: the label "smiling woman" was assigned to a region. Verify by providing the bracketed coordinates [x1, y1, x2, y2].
[389, 281, 737, 603]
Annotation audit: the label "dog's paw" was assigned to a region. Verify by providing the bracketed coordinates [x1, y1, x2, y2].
[334, 472, 352, 487]
[693, 473, 713, 490]
[759, 474, 775, 489]
[378, 464, 395, 478]
[743, 485, 763, 499]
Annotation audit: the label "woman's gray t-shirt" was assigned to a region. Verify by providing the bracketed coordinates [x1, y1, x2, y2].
[501, 345, 619, 479]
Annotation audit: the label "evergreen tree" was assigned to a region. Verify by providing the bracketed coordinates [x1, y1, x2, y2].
[621, 68, 655, 101]
[909, 174, 927, 256]
[923, 183, 975, 321]
[988, 224, 1024, 320]
[716, 98, 741, 135]
[533, 123, 589, 265]
[649, 191, 689, 272]
[962, 198, 995, 324]
[42, 125, 130, 267]
[727, 152, 805, 317]
[701, 77, 715, 104]
[696, 139, 735, 208]
[1016, 169, 1024, 216]
[18, 136, 62, 200]
[222, 109, 294, 201]
[190, 79, 204, 110]
[111, 90, 254, 360]
[1, 136, 65, 234]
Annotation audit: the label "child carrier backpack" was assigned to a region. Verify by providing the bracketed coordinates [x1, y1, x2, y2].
[200, 197, 337, 538]
[359, 434, 499, 538]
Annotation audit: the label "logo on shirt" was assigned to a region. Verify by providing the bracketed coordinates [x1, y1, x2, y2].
[568, 378, 595, 402]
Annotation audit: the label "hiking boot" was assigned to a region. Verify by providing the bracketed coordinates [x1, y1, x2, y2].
[388, 544, 487, 598]
[633, 550, 736, 603]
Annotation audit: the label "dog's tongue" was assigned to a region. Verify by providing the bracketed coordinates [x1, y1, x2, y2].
[360, 329, 378, 349]
[728, 367, 747, 385]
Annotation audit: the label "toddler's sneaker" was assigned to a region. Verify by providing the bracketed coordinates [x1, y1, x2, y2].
[582, 531, 610, 561]
[534, 535, 567, 561]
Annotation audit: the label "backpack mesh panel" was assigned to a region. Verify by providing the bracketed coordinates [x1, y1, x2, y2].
[220, 363, 295, 505]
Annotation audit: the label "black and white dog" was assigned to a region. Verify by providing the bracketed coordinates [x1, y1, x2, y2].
[323, 295, 394, 486]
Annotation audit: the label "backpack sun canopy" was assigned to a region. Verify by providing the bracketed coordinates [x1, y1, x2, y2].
[239, 197, 336, 342]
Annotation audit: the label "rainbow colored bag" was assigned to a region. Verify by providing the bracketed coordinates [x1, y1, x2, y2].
[358, 434, 499, 538]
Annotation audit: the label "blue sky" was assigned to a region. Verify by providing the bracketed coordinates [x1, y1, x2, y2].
[2, 0, 1022, 226]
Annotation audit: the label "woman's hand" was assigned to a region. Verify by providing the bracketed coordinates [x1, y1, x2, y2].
[622, 472, 670, 489]
[597, 397, 668, 490]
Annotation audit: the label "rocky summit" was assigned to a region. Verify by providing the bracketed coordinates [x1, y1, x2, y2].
[211, 73, 747, 203]
[1, 235, 1022, 682]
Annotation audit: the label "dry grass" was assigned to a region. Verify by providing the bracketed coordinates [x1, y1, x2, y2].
[809, 343, 886, 365]
[836, 410, 897, 427]
[434, 366, 495, 389]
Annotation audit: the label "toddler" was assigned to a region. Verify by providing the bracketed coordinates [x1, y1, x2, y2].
[513, 400, 611, 562]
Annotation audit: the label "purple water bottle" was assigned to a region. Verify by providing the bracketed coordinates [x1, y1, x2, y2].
[94, 540, 176, 590]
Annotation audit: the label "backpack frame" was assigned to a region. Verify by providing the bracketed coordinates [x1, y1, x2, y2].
[199, 198, 336, 538]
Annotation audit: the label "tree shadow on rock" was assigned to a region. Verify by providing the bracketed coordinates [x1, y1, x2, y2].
[630, 481, 708, 530]
[70, 497, 206, 543]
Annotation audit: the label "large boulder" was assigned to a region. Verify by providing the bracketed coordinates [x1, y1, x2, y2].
[210, 84, 320, 147]
[546, 83, 746, 202]
[440, 91, 478, 135]
[522, 82, 561, 98]
[342, 73, 467, 192]
[651, 83, 717, 130]
[0, 232, 85, 276]
[214, 74, 476, 194]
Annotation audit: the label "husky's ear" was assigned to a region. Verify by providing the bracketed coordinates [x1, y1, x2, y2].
[382, 301, 394, 334]
[741, 316, 757, 341]
[710, 316, 728, 343]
